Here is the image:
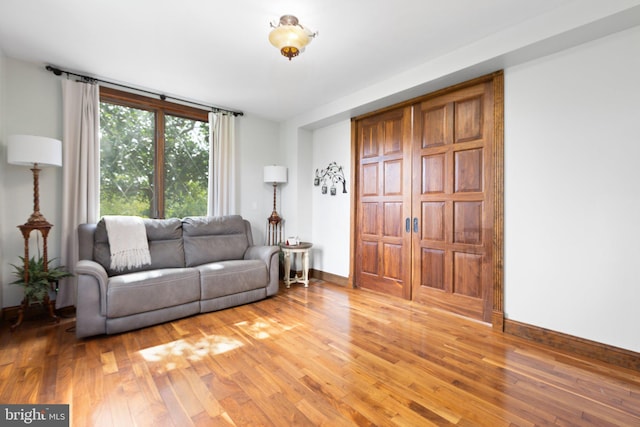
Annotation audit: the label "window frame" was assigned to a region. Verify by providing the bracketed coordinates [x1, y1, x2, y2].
[99, 86, 210, 218]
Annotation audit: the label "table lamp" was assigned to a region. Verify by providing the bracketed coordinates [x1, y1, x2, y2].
[264, 165, 287, 225]
[8, 135, 62, 226]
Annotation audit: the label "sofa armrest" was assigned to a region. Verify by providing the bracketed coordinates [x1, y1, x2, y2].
[244, 245, 280, 296]
[76, 259, 109, 317]
[244, 245, 278, 264]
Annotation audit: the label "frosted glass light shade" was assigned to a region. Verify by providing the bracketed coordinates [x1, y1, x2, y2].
[8, 135, 62, 167]
[269, 15, 316, 60]
[269, 25, 308, 57]
[264, 165, 287, 183]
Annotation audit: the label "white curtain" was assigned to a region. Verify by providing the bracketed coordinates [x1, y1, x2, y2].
[57, 79, 100, 308]
[207, 112, 236, 216]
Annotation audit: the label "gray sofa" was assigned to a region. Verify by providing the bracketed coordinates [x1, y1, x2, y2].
[75, 215, 279, 338]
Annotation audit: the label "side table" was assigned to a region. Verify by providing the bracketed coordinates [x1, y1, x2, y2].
[11, 221, 59, 331]
[280, 242, 313, 288]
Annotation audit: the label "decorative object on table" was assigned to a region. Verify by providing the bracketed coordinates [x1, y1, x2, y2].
[269, 15, 317, 61]
[264, 165, 287, 245]
[7, 134, 63, 330]
[286, 236, 300, 246]
[314, 162, 347, 195]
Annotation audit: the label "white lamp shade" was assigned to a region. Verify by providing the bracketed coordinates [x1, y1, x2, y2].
[7, 135, 62, 167]
[264, 165, 287, 183]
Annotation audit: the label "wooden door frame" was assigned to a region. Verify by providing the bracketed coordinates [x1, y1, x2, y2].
[349, 71, 505, 330]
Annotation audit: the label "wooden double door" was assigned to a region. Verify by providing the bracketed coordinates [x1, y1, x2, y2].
[353, 74, 502, 324]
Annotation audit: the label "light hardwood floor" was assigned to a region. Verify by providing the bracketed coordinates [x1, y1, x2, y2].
[1, 280, 639, 426]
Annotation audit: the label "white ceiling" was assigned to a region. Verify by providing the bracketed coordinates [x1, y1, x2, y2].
[0, 0, 632, 122]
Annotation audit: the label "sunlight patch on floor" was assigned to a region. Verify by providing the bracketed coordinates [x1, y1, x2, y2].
[138, 317, 299, 371]
[139, 335, 244, 366]
[234, 316, 298, 340]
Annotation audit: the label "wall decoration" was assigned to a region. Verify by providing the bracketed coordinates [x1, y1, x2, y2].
[314, 162, 347, 196]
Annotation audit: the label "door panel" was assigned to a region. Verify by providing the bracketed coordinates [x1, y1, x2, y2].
[361, 164, 379, 196]
[384, 160, 403, 195]
[412, 82, 494, 322]
[454, 252, 483, 298]
[423, 154, 446, 193]
[455, 149, 483, 192]
[453, 201, 482, 244]
[421, 248, 445, 290]
[422, 202, 445, 241]
[422, 105, 451, 147]
[355, 107, 412, 299]
[454, 96, 483, 143]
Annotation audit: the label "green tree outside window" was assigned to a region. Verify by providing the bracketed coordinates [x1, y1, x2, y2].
[99, 96, 209, 219]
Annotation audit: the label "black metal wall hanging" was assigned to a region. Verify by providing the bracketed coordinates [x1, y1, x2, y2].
[314, 162, 347, 195]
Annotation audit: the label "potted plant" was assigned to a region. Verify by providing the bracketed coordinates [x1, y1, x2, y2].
[10, 255, 73, 304]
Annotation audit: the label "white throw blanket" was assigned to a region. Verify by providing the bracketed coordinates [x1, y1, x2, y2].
[103, 215, 151, 271]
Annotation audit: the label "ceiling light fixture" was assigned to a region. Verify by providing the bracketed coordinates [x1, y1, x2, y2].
[269, 15, 317, 61]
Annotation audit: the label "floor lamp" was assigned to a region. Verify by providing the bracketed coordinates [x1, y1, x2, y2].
[264, 165, 287, 245]
[7, 135, 63, 330]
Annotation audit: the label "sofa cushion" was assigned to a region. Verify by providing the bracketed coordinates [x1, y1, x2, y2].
[198, 260, 267, 300]
[183, 215, 249, 267]
[106, 268, 200, 318]
[95, 217, 185, 276]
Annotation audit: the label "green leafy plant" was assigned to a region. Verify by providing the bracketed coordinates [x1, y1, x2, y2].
[10, 256, 73, 303]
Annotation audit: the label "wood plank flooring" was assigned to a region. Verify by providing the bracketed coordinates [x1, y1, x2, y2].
[1, 280, 639, 426]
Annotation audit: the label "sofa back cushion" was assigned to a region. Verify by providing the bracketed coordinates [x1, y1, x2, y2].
[94, 217, 185, 276]
[182, 215, 249, 267]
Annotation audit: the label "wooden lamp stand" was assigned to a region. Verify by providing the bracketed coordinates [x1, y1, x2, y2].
[11, 163, 60, 331]
[267, 182, 284, 245]
[264, 165, 287, 245]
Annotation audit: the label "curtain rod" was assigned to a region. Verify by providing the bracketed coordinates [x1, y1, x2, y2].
[45, 65, 243, 117]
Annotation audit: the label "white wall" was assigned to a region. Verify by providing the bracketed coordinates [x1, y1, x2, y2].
[504, 25, 640, 353]
[278, 125, 313, 244]
[311, 120, 351, 277]
[0, 58, 281, 308]
[235, 113, 282, 245]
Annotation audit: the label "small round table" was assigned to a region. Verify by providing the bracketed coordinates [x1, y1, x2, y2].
[280, 242, 313, 288]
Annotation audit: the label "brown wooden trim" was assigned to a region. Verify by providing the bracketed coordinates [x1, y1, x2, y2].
[492, 311, 504, 331]
[310, 269, 350, 287]
[492, 71, 505, 331]
[4, 302, 55, 320]
[353, 71, 505, 122]
[155, 110, 165, 218]
[2, 302, 75, 322]
[2, 305, 19, 322]
[100, 86, 209, 121]
[349, 119, 358, 289]
[505, 318, 640, 372]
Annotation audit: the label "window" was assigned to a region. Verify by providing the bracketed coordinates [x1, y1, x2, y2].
[99, 87, 210, 218]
